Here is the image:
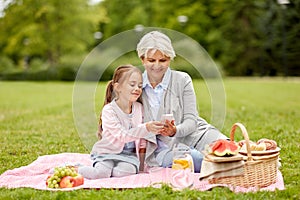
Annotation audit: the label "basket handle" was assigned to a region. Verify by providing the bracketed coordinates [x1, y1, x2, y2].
[230, 123, 253, 161]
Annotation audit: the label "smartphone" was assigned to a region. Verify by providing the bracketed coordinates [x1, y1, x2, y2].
[161, 114, 174, 124]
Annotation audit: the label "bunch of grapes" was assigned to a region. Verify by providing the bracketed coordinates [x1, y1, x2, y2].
[46, 166, 78, 188]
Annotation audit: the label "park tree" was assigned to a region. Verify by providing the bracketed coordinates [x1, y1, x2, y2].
[214, 0, 263, 76]
[98, 0, 300, 77]
[207, 0, 300, 76]
[0, 0, 107, 69]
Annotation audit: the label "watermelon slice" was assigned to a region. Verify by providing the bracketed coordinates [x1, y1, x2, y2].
[209, 139, 239, 157]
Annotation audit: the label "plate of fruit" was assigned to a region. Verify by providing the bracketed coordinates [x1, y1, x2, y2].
[46, 166, 84, 189]
[204, 139, 244, 162]
[238, 138, 280, 155]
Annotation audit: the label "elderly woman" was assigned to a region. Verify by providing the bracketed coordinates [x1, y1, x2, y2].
[137, 31, 228, 172]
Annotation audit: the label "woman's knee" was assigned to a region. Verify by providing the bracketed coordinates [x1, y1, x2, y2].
[195, 128, 228, 151]
[190, 149, 203, 173]
[161, 151, 173, 168]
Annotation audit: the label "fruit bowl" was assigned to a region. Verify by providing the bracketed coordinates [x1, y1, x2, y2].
[46, 166, 84, 189]
[239, 147, 281, 155]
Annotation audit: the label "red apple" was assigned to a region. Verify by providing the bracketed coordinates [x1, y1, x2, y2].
[59, 175, 84, 188]
[73, 174, 84, 187]
[59, 176, 74, 188]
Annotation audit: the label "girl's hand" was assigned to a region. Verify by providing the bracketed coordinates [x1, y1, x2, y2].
[159, 120, 176, 137]
[145, 121, 164, 133]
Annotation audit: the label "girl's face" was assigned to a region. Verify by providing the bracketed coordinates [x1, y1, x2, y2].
[141, 50, 170, 83]
[116, 71, 143, 103]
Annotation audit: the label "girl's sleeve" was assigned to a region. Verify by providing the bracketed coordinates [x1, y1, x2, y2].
[101, 107, 149, 143]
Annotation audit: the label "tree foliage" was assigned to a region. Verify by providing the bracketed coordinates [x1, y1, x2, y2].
[0, 0, 107, 67]
[0, 0, 299, 78]
[98, 0, 299, 76]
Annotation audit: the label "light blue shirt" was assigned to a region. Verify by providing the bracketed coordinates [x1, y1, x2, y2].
[143, 68, 171, 153]
[142, 68, 171, 120]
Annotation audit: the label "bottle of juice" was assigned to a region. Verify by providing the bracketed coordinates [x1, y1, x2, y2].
[172, 144, 194, 172]
[171, 144, 194, 189]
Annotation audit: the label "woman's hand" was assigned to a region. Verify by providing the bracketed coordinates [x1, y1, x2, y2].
[159, 120, 176, 137]
[145, 121, 164, 133]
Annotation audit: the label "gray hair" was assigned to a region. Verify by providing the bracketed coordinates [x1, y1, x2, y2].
[136, 31, 176, 60]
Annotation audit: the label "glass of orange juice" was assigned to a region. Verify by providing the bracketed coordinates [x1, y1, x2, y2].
[170, 144, 194, 189]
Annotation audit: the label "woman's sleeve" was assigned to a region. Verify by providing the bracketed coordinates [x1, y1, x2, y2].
[101, 107, 149, 143]
[174, 74, 199, 137]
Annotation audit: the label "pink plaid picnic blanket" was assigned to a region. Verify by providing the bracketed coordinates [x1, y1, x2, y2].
[0, 153, 285, 192]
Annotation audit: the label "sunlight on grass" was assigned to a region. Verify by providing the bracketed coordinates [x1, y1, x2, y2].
[0, 78, 299, 199]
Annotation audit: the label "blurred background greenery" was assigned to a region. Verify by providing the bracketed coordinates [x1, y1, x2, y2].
[0, 0, 299, 81]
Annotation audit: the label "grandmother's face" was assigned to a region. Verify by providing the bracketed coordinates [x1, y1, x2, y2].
[141, 50, 170, 82]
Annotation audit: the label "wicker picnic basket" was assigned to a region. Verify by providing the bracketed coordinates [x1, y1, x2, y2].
[208, 122, 279, 188]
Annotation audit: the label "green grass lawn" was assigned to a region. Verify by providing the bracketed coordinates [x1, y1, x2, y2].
[0, 78, 299, 199]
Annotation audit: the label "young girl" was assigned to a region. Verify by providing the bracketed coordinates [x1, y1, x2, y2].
[78, 65, 164, 179]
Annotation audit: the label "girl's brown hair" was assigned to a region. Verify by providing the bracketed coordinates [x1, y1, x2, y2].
[97, 64, 142, 139]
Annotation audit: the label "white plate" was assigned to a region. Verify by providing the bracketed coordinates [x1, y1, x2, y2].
[239, 147, 280, 155]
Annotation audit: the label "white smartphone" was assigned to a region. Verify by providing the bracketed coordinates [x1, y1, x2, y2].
[161, 114, 174, 124]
